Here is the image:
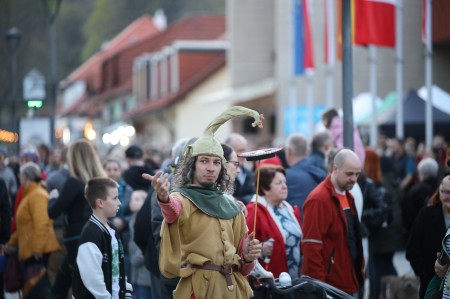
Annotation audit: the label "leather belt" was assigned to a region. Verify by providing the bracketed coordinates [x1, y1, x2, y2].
[185, 263, 237, 290]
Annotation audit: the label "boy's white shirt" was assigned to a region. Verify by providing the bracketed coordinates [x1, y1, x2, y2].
[108, 226, 120, 299]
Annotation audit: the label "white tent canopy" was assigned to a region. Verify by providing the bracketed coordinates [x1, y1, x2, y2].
[418, 85, 450, 115]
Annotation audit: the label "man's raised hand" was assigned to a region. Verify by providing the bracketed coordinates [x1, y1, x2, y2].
[142, 171, 170, 203]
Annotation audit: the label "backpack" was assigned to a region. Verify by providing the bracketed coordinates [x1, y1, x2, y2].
[361, 178, 393, 235]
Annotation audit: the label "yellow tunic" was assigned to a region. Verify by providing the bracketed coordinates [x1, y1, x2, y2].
[159, 192, 253, 299]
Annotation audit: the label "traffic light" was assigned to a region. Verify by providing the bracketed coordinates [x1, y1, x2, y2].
[27, 100, 43, 108]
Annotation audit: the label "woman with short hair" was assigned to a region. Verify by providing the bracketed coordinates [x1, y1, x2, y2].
[6, 162, 60, 298]
[246, 164, 302, 279]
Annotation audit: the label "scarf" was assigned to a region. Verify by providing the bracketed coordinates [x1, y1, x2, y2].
[172, 185, 241, 219]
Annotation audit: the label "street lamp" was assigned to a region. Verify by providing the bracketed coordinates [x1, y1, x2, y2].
[5, 27, 21, 153]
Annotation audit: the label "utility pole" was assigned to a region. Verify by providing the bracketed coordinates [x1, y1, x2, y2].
[5, 27, 21, 154]
[42, 0, 63, 147]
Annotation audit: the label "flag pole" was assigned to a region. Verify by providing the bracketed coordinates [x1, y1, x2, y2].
[425, 0, 433, 149]
[342, 0, 354, 150]
[289, 79, 298, 134]
[369, 46, 378, 148]
[252, 161, 261, 239]
[395, 0, 404, 139]
[306, 70, 314, 136]
[325, 0, 335, 108]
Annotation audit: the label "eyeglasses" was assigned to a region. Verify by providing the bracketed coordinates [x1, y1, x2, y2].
[226, 161, 240, 169]
[440, 189, 450, 196]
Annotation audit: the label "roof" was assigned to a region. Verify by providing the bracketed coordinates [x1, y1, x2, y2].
[66, 15, 226, 117]
[125, 53, 226, 120]
[65, 15, 160, 85]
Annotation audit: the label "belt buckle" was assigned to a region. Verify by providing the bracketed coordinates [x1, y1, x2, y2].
[223, 265, 233, 275]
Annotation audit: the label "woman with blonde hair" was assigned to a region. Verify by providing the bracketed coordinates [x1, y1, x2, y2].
[6, 162, 60, 298]
[48, 139, 106, 299]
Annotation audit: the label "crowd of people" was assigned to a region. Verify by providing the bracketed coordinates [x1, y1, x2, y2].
[0, 106, 449, 299]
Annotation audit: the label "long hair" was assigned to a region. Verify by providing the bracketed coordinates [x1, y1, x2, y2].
[68, 139, 107, 184]
[322, 108, 339, 129]
[172, 155, 233, 194]
[364, 147, 382, 185]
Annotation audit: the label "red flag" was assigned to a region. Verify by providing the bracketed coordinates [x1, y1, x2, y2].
[303, 0, 314, 69]
[354, 0, 396, 48]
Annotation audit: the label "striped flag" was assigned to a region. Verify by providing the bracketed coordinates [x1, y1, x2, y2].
[354, 0, 396, 48]
[293, 0, 314, 76]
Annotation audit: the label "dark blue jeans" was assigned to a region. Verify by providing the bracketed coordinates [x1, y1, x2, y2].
[133, 285, 152, 299]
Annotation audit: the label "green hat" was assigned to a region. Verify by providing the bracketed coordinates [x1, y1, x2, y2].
[186, 106, 263, 162]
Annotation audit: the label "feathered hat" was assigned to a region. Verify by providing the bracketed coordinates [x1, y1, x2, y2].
[186, 106, 263, 161]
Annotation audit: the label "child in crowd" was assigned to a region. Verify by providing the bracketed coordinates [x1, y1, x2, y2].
[72, 177, 133, 299]
[128, 190, 152, 299]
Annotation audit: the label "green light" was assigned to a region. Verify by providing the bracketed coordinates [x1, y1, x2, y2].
[27, 100, 43, 108]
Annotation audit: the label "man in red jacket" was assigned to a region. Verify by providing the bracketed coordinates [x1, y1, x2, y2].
[301, 148, 365, 297]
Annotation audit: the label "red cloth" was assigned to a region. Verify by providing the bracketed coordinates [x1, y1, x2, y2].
[354, 0, 396, 48]
[301, 175, 365, 293]
[11, 186, 24, 233]
[246, 201, 301, 278]
[259, 156, 283, 167]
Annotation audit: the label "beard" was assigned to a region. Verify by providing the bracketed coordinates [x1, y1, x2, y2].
[199, 180, 215, 188]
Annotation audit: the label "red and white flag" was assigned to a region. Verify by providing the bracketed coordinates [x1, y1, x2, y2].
[354, 0, 396, 48]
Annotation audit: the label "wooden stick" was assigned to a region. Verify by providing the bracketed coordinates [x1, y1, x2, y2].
[252, 160, 261, 240]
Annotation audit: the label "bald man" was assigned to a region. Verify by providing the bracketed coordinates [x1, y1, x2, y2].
[301, 149, 365, 297]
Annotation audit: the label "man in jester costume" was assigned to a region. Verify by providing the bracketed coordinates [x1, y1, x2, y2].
[143, 106, 264, 298]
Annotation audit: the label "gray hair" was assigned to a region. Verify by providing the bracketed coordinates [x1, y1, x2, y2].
[311, 130, 333, 150]
[285, 133, 309, 157]
[417, 157, 439, 179]
[20, 162, 42, 182]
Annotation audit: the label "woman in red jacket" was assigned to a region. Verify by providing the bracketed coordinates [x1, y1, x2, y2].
[246, 164, 302, 279]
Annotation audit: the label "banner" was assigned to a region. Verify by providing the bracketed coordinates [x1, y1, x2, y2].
[353, 0, 396, 47]
[293, 0, 314, 75]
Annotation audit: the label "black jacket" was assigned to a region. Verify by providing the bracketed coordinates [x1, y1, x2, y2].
[234, 166, 255, 205]
[122, 165, 154, 191]
[48, 176, 92, 240]
[402, 177, 438, 235]
[72, 215, 132, 299]
[406, 204, 446, 299]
